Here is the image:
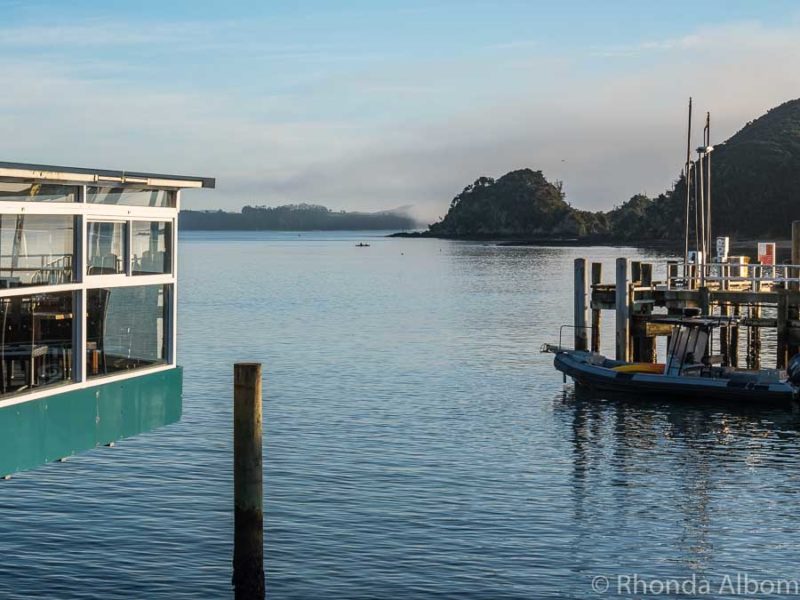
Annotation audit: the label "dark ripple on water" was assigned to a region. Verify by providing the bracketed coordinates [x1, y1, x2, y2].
[0, 232, 799, 598]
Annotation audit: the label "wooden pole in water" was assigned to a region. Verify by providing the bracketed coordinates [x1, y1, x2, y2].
[748, 304, 761, 370]
[233, 363, 265, 600]
[730, 304, 740, 368]
[591, 263, 602, 353]
[777, 290, 789, 369]
[615, 258, 630, 362]
[573, 258, 589, 351]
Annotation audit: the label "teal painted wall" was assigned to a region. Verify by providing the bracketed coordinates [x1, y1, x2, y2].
[0, 367, 182, 476]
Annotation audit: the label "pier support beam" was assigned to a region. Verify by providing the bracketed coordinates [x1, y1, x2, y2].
[729, 304, 740, 368]
[720, 302, 730, 366]
[615, 258, 630, 362]
[748, 304, 761, 370]
[591, 262, 602, 353]
[574, 258, 589, 351]
[778, 290, 789, 369]
[233, 363, 265, 600]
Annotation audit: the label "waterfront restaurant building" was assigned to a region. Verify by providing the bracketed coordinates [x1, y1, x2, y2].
[0, 162, 214, 476]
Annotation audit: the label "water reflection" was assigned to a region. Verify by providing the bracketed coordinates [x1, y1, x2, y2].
[554, 386, 800, 574]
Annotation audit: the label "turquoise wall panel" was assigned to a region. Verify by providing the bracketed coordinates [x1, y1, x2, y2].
[0, 367, 182, 476]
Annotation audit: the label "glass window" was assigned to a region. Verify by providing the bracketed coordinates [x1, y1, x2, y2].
[0, 214, 74, 286]
[0, 292, 73, 397]
[88, 221, 126, 275]
[87, 187, 173, 208]
[0, 182, 77, 203]
[86, 285, 168, 377]
[132, 221, 171, 275]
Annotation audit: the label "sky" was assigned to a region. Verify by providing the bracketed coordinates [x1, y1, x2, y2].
[1, 0, 800, 222]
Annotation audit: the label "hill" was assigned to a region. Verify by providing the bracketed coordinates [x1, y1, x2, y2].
[181, 204, 420, 231]
[410, 98, 800, 242]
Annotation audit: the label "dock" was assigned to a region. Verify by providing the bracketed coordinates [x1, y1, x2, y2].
[573, 222, 800, 371]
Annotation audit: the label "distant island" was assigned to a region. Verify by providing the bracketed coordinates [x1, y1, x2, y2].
[395, 98, 800, 243]
[181, 203, 420, 231]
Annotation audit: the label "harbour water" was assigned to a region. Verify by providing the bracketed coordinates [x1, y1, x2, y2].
[0, 232, 799, 598]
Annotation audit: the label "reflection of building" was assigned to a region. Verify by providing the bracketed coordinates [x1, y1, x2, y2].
[0, 162, 214, 476]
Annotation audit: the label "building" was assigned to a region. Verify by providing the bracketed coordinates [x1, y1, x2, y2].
[0, 161, 214, 476]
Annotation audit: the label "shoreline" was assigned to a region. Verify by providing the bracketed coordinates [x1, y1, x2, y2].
[388, 231, 793, 257]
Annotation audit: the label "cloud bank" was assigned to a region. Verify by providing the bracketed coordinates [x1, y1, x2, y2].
[0, 16, 798, 222]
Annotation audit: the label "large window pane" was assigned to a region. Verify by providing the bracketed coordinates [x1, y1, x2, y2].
[0, 214, 74, 286]
[0, 292, 73, 397]
[88, 221, 126, 275]
[132, 221, 171, 275]
[87, 285, 168, 377]
[87, 187, 173, 208]
[0, 182, 76, 203]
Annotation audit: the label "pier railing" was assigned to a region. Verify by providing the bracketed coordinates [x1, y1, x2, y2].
[574, 256, 800, 371]
[664, 262, 800, 292]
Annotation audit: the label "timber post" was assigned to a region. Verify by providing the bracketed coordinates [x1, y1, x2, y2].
[615, 258, 630, 361]
[574, 258, 589, 351]
[777, 290, 789, 369]
[233, 363, 265, 600]
[590, 262, 602, 352]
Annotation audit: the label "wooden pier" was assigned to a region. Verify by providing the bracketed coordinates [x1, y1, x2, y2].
[573, 222, 800, 370]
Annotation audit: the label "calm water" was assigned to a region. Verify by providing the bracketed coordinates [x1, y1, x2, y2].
[1, 231, 800, 598]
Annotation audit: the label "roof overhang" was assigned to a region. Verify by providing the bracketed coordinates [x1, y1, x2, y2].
[0, 161, 215, 190]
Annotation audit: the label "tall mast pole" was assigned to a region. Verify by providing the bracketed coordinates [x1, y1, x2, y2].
[684, 97, 693, 279]
[705, 112, 711, 258]
[698, 146, 705, 270]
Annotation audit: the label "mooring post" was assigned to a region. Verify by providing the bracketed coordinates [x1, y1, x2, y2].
[748, 304, 761, 369]
[729, 304, 740, 368]
[615, 258, 630, 362]
[778, 290, 789, 369]
[233, 363, 265, 600]
[573, 258, 589, 351]
[591, 262, 602, 352]
[721, 303, 732, 366]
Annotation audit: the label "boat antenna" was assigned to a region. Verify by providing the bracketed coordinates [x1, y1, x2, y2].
[684, 97, 692, 280]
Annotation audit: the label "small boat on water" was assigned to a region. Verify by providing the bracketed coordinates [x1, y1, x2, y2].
[355, 243, 370, 247]
[543, 317, 800, 405]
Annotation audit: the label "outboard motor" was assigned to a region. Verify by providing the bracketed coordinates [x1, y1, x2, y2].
[787, 353, 800, 386]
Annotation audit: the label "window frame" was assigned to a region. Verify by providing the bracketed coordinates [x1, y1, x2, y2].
[0, 185, 180, 406]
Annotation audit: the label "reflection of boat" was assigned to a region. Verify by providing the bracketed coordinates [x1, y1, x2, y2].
[543, 317, 799, 405]
[355, 243, 370, 247]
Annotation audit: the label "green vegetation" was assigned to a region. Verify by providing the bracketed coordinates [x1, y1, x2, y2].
[181, 203, 419, 231]
[414, 98, 800, 242]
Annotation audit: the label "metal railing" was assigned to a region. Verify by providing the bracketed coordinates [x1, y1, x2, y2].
[665, 262, 800, 292]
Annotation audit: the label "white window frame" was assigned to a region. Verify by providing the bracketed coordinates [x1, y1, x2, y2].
[0, 185, 180, 409]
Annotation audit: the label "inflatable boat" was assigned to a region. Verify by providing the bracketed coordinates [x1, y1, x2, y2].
[543, 317, 800, 405]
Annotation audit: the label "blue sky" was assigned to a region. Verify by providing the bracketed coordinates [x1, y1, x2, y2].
[2, 1, 800, 219]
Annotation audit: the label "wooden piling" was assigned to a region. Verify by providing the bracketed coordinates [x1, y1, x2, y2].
[590, 263, 602, 353]
[729, 304, 740, 368]
[233, 363, 265, 600]
[777, 290, 789, 369]
[615, 258, 630, 361]
[574, 258, 589, 351]
[748, 304, 761, 369]
[720, 302, 730, 366]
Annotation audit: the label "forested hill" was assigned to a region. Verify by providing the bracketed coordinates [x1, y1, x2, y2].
[409, 98, 800, 242]
[181, 204, 420, 231]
